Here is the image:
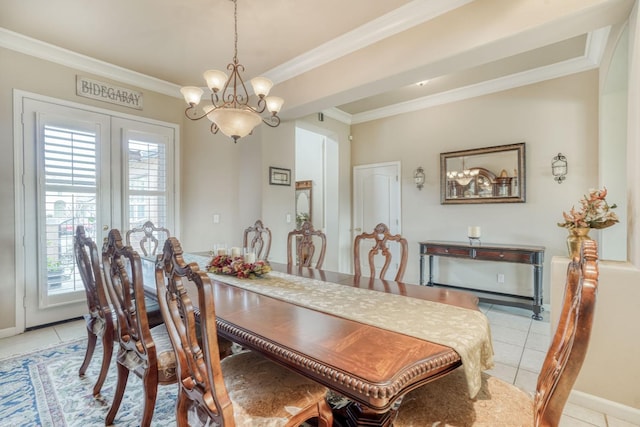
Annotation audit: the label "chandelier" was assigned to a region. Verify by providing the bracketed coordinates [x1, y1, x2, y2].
[447, 158, 479, 186]
[179, 0, 284, 142]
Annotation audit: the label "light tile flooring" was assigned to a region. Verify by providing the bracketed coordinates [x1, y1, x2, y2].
[1, 305, 638, 427]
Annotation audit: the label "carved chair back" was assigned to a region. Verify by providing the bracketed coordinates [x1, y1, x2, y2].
[353, 223, 408, 282]
[156, 237, 334, 427]
[534, 239, 599, 425]
[102, 228, 176, 426]
[125, 220, 171, 257]
[242, 219, 272, 261]
[73, 225, 114, 397]
[156, 236, 235, 425]
[287, 220, 327, 269]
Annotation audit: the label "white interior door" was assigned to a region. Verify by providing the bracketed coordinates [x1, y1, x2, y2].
[352, 162, 401, 278]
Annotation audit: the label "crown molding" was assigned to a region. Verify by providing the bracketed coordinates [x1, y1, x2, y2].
[321, 107, 353, 125]
[0, 28, 181, 98]
[349, 28, 609, 125]
[264, 0, 473, 84]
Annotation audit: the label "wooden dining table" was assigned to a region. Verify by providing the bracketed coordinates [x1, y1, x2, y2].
[144, 254, 493, 427]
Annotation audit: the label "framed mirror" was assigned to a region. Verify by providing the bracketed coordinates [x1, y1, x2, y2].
[440, 142, 525, 204]
[295, 180, 312, 228]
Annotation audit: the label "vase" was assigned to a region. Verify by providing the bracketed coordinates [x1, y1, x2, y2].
[566, 227, 592, 259]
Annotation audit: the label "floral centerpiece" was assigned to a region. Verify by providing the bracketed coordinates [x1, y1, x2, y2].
[207, 254, 271, 279]
[558, 187, 618, 258]
[557, 187, 618, 230]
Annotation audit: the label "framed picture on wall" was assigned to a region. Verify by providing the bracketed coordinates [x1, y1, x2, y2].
[269, 167, 291, 186]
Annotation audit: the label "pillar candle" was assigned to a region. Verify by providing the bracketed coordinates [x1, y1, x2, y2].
[231, 247, 242, 258]
[468, 226, 481, 238]
[244, 252, 256, 264]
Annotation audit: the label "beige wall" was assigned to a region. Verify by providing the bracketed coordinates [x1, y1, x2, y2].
[351, 71, 600, 304]
[551, 257, 640, 412]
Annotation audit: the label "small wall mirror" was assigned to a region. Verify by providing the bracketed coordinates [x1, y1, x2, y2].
[295, 180, 312, 228]
[440, 142, 525, 204]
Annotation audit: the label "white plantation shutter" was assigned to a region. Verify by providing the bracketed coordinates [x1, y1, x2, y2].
[42, 124, 98, 293]
[124, 128, 173, 250]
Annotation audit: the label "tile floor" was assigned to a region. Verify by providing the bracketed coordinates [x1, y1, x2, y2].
[1, 305, 638, 426]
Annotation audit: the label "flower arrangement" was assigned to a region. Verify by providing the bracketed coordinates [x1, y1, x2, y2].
[207, 255, 271, 279]
[557, 187, 619, 230]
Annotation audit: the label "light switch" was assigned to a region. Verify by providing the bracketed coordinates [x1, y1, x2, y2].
[286, 213, 292, 223]
[213, 214, 220, 224]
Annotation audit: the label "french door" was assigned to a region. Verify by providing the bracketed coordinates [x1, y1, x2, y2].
[18, 93, 177, 328]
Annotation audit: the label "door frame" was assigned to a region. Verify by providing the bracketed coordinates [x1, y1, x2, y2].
[13, 90, 180, 334]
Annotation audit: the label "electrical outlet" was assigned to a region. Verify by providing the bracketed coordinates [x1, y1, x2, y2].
[286, 213, 292, 223]
[497, 273, 505, 283]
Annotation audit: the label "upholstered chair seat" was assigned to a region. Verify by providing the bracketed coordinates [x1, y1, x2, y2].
[213, 350, 329, 425]
[394, 368, 533, 426]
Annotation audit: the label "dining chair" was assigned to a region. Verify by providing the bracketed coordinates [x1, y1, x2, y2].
[287, 220, 327, 268]
[156, 236, 334, 427]
[353, 222, 408, 282]
[242, 219, 272, 261]
[102, 229, 177, 427]
[125, 220, 171, 257]
[393, 239, 600, 427]
[74, 225, 114, 398]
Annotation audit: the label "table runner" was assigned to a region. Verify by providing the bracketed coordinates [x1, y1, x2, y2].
[184, 253, 494, 398]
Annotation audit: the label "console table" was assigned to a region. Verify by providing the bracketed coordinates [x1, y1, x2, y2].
[419, 241, 545, 320]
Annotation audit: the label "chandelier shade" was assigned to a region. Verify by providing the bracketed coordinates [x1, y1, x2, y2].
[209, 108, 262, 140]
[180, 0, 283, 142]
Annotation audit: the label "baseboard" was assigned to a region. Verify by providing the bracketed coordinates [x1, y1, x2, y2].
[570, 390, 640, 424]
[0, 326, 19, 340]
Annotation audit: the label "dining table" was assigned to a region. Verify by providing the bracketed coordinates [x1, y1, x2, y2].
[144, 253, 494, 427]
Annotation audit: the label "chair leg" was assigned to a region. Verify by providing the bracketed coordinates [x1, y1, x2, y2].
[175, 391, 190, 427]
[139, 372, 159, 427]
[92, 336, 113, 397]
[79, 330, 97, 377]
[316, 399, 335, 427]
[105, 362, 130, 426]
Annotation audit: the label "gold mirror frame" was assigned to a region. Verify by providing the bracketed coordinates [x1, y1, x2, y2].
[440, 142, 525, 204]
[295, 180, 312, 228]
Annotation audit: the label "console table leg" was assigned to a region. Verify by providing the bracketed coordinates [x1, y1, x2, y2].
[428, 255, 434, 286]
[532, 263, 544, 320]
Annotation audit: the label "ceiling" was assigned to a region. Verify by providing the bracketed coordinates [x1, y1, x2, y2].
[0, 0, 635, 124]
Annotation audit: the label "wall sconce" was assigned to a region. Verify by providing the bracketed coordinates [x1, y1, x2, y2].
[414, 166, 425, 190]
[551, 153, 567, 183]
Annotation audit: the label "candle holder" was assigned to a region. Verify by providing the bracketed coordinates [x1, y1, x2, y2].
[468, 236, 481, 246]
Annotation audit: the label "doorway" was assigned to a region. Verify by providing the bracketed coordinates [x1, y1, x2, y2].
[294, 127, 340, 271]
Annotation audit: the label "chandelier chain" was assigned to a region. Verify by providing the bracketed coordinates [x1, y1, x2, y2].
[233, 0, 238, 63]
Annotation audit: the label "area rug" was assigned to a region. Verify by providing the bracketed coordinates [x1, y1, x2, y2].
[0, 339, 177, 426]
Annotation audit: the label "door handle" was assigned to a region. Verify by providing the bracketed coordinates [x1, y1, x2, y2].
[353, 227, 362, 232]
[103, 225, 109, 231]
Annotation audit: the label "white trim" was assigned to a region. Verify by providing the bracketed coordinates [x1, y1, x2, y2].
[321, 107, 353, 125]
[265, 0, 473, 84]
[0, 28, 180, 98]
[0, 327, 20, 340]
[585, 26, 611, 65]
[12, 90, 25, 334]
[569, 390, 640, 425]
